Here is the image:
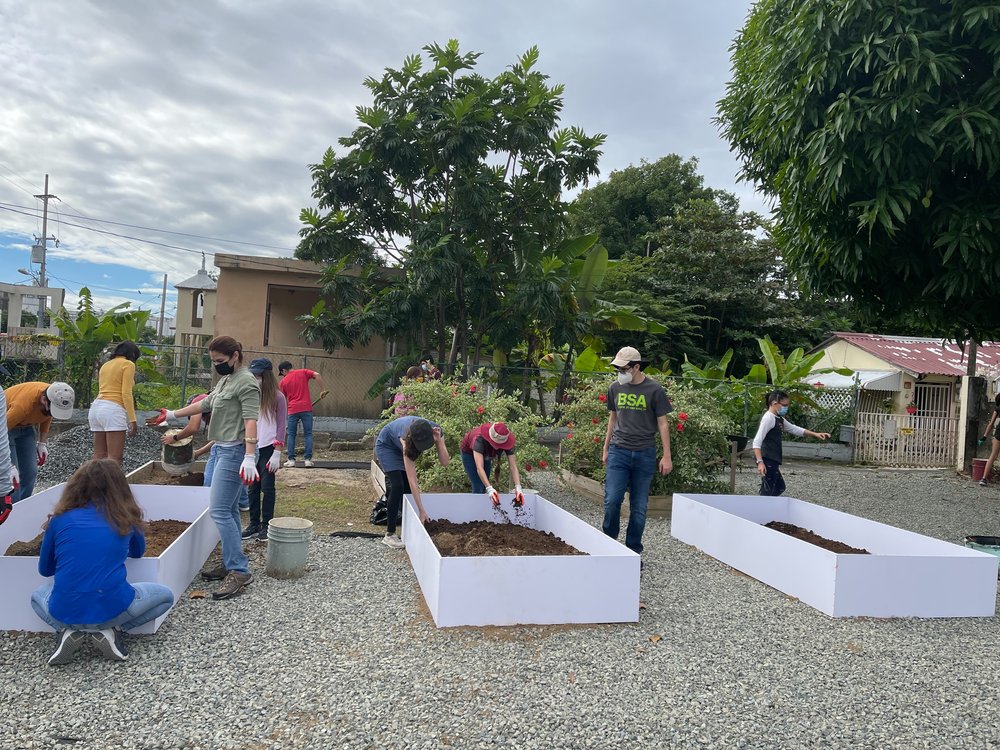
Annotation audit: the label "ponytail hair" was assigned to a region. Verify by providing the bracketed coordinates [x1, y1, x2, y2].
[764, 389, 789, 408]
[207, 335, 244, 363]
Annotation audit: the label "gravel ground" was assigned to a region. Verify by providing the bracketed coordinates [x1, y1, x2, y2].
[3, 461, 1000, 748]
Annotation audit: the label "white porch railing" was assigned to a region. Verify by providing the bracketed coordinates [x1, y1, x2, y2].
[853, 411, 960, 467]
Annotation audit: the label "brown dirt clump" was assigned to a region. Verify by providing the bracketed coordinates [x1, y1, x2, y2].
[5, 519, 191, 557]
[764, 521, 870, 555]
[425, 519, 585, 557]
[149, 472, 204, 487]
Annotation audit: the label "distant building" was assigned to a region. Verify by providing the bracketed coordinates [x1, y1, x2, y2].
[0, 281, 65, 361]
[173, 256, 217, 358]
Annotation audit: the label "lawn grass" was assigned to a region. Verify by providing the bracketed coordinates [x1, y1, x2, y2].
[274, 470, 381, 535]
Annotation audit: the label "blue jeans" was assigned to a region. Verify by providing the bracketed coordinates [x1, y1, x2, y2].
[602, 445, 657, 555]
[31, 582, 175, 632]
[204, 445, 249, 508]
[8, 425, 38, 503]
[461, 452, 492, 494]
[206, 443, 250, 575]
[286, 411, 313, 461]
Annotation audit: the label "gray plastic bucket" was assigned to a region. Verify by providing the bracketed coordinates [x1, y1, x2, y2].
[265, 517, 314, 579]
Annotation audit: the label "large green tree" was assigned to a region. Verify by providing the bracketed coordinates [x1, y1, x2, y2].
[296, 41, 609, 374]
[717, 0, 1000, 339]
[567, 154, 715, 259]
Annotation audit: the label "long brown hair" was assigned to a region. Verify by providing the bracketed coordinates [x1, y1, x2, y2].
[258, 369, 279, 420]
[207, 335, 244, 363]
[47, 459, 146, 536]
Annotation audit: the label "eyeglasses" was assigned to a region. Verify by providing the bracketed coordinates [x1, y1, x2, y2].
[613, 364, 633, 373]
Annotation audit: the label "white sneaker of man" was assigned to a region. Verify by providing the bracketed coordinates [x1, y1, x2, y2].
[382, 534, 404, 549]
[283, 459, 296, 468]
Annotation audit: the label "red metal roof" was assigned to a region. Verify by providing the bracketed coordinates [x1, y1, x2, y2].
[826, 332, 1000, 377]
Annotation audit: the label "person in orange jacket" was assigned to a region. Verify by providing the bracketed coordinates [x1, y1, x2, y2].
[5, 381, 75, 503]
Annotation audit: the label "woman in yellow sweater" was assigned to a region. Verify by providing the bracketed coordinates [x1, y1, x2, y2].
[89, 341, 140, 464]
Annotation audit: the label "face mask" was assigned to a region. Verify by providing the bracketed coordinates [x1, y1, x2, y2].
[421, 363, 429, 372]
[778, 405, 789, 416]
[215, 359, 235, 376]
[617, 371, 633, 386]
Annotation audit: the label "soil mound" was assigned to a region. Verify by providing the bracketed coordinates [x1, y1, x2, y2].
[5, 519, 191, 557]
[765, 521, 870, 555]
[425, 519, 585, 557]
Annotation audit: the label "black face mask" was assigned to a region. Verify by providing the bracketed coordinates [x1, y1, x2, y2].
[215, 361, 235, 376]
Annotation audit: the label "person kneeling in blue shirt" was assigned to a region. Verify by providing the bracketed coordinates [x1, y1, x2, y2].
[31, 459, 175, 666]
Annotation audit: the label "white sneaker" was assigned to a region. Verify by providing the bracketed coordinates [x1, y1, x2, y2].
[283, 459, 296, 468]
[303, 459, 315, 468]
[382, 534, 405, 549]
[91, 628, 128, 661]
[48, 630, 87, 666]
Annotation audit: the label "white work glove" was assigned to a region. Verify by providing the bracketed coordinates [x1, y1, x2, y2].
[486, 485, 500, 507]
[513, 484, 524, 508]
[266, 450, 281, 474]
[239, 454, 259, 485]
[8, 465, 19, 490]
[36, 442, 48, 466]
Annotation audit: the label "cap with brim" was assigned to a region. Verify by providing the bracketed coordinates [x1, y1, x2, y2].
[611, 346, 642, 368]
[407, 420, 435, 453]
[45, 382, 75, 420]
[481, 422, 514, 450]
[248, 358, 273, 375]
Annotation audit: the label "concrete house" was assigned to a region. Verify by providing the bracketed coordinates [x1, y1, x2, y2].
[173, 256, 217, 358]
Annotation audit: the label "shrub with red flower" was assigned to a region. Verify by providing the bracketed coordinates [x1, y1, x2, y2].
[598, 394, 607, 403]
[524, 463, 533, 472]
[476, 405, 484, 414]
[469, 385, 477, 393]
[677, 423, 685, 432]
[678, 412, 688, 421]
[538, 460, 548, 469]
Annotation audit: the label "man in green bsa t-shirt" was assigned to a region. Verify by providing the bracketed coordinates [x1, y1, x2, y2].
[601, 346, 673, 558]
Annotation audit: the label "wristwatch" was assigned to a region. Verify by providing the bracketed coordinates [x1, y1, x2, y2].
[755, 458, 763, 464]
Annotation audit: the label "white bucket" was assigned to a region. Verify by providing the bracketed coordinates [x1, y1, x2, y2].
[266, 517, 314, 579]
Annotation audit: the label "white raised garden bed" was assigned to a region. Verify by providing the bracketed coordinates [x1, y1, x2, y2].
[0, 480, 216, 633]
[403, 492, 640, 627]
[671, 493, 998, 618]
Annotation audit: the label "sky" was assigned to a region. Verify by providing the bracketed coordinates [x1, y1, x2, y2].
[0, 0, 761, 322]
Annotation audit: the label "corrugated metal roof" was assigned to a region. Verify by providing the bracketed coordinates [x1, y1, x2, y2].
[829, 332, 1000, 377]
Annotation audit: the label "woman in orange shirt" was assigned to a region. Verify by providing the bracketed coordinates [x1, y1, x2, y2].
[89, 341, 140, 464]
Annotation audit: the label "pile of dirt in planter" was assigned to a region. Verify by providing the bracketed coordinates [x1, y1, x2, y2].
[424, 519, 585, 557]
[5, 520, 191, 557]
[765, 521, 870, 555]
[152, 472, 205, 487]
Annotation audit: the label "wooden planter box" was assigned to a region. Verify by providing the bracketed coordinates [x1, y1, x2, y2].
[403, 492, 640, 627]
[559, 469, 672, 517]
[0, 472, 217, 633]
[671, 493, 998, 618]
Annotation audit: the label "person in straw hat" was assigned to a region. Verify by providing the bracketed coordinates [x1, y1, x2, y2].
[460, 421, 524, 507]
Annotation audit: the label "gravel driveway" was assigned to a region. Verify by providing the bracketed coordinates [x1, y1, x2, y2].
[3, 460, 1000, 749]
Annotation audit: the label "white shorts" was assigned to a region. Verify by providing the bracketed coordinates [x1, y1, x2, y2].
[88, 399, 130, 432]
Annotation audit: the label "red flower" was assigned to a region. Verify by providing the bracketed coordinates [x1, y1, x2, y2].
[593, 437, 600, 443]
[598, 394, 607, 403]
[538, 460, 548, 469]
[477, 405, 484, 414]
[677, 423, 685, 432]
[524, 463, 533, 471]
[469, 385, 477, 393]
[592, 417, 600, 424]
[678, 412, 688, 421]
[566, 432, 574, 440]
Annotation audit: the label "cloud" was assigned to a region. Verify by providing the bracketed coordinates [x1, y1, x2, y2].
[0, 0, 764, 294]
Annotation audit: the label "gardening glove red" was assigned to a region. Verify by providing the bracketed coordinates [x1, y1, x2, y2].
[0, 495, 11, 526]
[146, 409, 175, 426]
[239, 455, 259, 485]
[36, 442, 47, 466]
[266, 450, 281, 474]
[486, 486, 500, 507]
[512, 485, 524, 508]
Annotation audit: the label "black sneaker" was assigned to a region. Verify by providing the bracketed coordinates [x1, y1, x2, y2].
[241, 524, 260, 539]
[201, 564, 228, 581]
[48, 629, 87, 666]
[92, 628, 128, 661]
[257, 524, 269, 542]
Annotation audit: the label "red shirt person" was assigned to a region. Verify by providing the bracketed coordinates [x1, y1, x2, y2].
[277, 361, 327, 467]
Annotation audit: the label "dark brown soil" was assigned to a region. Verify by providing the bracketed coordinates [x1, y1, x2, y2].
[5, 519, 191, 557]
[765, 521, 870, 555]
[152, 472, 205, 487]
[425, 519, 585, 557]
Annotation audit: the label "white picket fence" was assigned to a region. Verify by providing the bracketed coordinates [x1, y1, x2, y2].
[853, 411, 960, 468]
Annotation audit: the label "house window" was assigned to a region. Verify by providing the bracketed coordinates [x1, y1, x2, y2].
[192, 292, 204, 329]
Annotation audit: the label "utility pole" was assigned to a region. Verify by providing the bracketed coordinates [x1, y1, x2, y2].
[157, 273, 168, 347]
[33, 174, 57, 324]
